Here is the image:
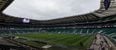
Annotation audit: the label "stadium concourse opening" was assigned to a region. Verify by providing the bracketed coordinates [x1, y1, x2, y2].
[0, 0, 116, 50]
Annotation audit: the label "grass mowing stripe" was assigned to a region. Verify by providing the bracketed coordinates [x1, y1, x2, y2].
[17, 33, 93, 48]
[71, 35, 90, 46]
[83, 35, 94, 48]
[51, 35, 81, 46]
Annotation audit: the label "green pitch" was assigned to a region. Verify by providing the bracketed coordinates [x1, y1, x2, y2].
[16, 33, 94, 50]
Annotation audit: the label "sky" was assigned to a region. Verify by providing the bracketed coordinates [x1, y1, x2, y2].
[3, 0, 101, 20]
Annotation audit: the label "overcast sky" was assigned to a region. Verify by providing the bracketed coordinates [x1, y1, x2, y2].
[3, 0, 101, 20]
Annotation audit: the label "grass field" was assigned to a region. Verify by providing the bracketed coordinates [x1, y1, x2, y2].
[16, 33, 94, 50]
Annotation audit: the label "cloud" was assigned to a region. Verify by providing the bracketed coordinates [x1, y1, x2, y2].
[3, 0, 101, 20]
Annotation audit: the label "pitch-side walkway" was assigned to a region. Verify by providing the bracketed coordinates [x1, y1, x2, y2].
[89, 34, 109, 50]
[0, 37, 17, 46]
[103, 35, 116, 50]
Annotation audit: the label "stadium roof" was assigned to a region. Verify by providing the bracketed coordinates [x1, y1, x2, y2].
[93, 0, 116, 17]
[0, 0, 116, 25]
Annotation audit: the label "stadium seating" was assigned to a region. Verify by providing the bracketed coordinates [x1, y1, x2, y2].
[41, 28, 111, 35]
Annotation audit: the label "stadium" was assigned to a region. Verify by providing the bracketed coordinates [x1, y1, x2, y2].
[0, 0, 116, 50]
